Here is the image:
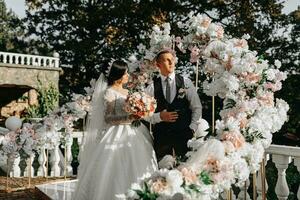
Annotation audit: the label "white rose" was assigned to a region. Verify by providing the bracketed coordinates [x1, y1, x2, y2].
[166, 170, 183, 189]
[274, 59, 282, 68]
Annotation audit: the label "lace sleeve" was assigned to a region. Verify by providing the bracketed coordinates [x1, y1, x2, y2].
[104, 90, 132, 125]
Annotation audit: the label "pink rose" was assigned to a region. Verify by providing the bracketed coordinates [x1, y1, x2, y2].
[151, 178, 168, 193]
[180, 167, 198, 184]
[221, 131, 245, 149]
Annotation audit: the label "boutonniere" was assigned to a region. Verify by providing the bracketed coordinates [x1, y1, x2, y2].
[178, 87, 189, 99]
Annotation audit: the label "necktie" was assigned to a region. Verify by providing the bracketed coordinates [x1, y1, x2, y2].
[165, 76, 171, 103]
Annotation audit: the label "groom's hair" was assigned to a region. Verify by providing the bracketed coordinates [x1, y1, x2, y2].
[155, 49, 175, 63]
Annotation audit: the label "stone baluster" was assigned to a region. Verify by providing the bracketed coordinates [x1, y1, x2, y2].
[53, 52, 59, 67]
[20, 55, 25, 65]
[14, 55, 18, 64]
[29, 57, 33, 65]
[65, 136, 73, 176]
[33, 56, 38, 66]
[50, 144, 61, 177]
[17, 55, 20, 64]
[38, 58, 41, 66]
[8, 153, 21, 177]
[3, 53, 7, 63]
[37, 147, 47, 176]
[273, 154, 291, 200]
[8, 54, 12, 64]
[237, 179, 251, 200]
[24, 153, 35, 177]
[293, 157, 300, 200]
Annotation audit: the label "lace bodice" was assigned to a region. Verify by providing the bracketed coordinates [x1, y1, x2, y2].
[104, 87, 132, 125]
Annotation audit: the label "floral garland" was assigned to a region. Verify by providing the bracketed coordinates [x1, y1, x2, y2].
[125, 12, 289, 200]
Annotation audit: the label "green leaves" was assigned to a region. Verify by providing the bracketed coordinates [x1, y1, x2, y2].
[224, 98, 236, 109]
[258, 69, 268, 85]
[199, 171, 213, 185]
[25, 81, 59, 119]
[134, 182, 158, 200]
[243, 129, 265, 143]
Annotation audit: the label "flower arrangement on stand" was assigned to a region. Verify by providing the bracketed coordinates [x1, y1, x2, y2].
[125, 12, 289, 200]
[0, 79, 96, 182]
[0, 123, 37, 158]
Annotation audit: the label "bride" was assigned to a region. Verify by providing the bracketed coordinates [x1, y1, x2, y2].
[73, 60, 158, 200]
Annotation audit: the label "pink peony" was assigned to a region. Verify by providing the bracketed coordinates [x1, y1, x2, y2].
[151, 178, 168, 193]
[221, 131, 245, 149]
[180, 167, 198, 185]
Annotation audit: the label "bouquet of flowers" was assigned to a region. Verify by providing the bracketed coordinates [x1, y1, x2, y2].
[124, 92, 157, 118]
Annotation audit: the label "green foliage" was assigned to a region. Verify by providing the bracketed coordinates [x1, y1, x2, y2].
[184, 183, 202, 194]
[224, 98, 236, 109]
[199, 171, 213, 185]
[0, 0, 46, 54]
[134, 182, 158, 200]
[25, 81, 59, 119]
[258, 69, 268, 85]
[243, 129, 265, 143]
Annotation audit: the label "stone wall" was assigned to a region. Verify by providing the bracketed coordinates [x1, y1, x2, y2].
[0, 63, 61, 89]
[0, 63, 61, 123]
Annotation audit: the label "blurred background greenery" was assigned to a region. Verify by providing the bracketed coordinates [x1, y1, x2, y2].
[1, 1, 299, 198]
[1, 0, 298, 145]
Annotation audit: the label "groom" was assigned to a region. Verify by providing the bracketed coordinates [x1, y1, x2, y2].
[146, 50, 202, 160]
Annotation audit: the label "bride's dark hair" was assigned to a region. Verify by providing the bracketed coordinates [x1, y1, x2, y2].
[106, 60, 128, 86]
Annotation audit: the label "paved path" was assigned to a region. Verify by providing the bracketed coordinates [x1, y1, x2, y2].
[0, 176, 74, 200]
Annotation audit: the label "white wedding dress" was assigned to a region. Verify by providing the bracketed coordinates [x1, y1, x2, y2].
[73, 87, 158, 200]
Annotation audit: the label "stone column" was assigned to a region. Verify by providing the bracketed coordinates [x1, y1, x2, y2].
[28, 89, 38, 106]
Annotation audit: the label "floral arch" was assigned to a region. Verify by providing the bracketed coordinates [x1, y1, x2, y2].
[125, 12, 289, 200]
[0, 11, 289, 200]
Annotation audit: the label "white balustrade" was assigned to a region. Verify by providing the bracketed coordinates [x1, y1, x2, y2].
[294, 158, 300, 199]
[64, 135, 74, 176]
[268, 144, 300, 200]
[37, 147, 47, 177]
[9, 153, 21, 177]
[273, 154, 291, 200]
[50, 144, 61, 176]
[2, 131, 299, 200]
[2, 131, 83, 179]
[23, 153, 35, 177]
[0, 51, 59, 68]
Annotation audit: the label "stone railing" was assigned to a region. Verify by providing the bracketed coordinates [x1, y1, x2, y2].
[2, 132, 300, 199]
[235, 144, 300, 200]
[0, 131, 84, 178]
[0, 51, 59, 68]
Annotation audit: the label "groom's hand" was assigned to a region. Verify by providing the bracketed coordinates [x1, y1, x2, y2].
[160, 110, 178, 122]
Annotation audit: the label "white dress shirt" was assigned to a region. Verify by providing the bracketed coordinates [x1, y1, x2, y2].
[145, 72, 202, 132]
